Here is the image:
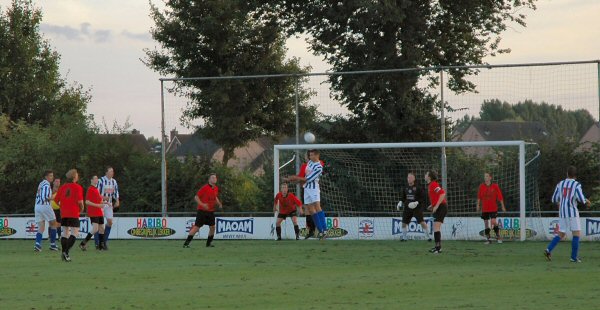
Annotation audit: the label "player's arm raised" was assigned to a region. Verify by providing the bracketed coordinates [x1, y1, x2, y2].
[284, 175, 305, 183]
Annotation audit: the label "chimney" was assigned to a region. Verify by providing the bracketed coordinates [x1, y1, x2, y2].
[170, 129, 178, 140]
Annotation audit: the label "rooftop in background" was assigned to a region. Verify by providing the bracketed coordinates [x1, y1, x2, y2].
[457, 121, 549, 142]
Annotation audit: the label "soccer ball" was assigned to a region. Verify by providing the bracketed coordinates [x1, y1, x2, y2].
[304, 132, 316, 143]
[396, 201, 403, 211]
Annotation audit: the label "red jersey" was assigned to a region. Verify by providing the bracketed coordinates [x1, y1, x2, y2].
[428, 181, 447, 206]
[197, 184, 219, 212]
[275, 192, 302, 214]
[478, 183, 503, 213]
[297, 161, 324, 177]
[86, 186, 104, 217]
[55, 183, 84, 218]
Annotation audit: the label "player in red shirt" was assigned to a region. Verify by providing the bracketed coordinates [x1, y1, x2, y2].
[54, 169, 84, 262]
[476, 172, 506, 244]
[274, 183, 303, 240]
[79, 175, 107, 251]
[183, 173, 223, 248]
[425, 170, 447, 254]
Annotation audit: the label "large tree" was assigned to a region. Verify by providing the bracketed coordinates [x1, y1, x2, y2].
[260, 0, 537, 142]
[145, 1, 314, 164]
[0, 0, 88, 125]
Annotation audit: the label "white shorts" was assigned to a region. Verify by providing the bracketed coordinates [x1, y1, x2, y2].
[34, 204, 56, 223]
[304, 189, 320, 205]
[559, 217, 581, 233]
[103, 204, 114, 220]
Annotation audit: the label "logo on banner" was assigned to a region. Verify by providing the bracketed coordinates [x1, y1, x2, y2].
[79, 218, 90, 236]
[301, 217, 348, 238]
[549, 220, 560, 235]
[359, 219, 375, 238]
[216, 218, 254, 239]
[392, 218, 432, 238]
[0, 218, 16, 237]
[586, 219, 600, 236]
[186, 219, 195, 233]
[26, 220, 38, 235]
[478, 218, 537, 240]
[451, 219, 464, 238]
[324, 217, 348, 238]
[127, 218, 176, 238]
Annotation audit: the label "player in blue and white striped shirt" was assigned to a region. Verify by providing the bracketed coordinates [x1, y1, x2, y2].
[544, 166, 590, 263]
[34, 170, 59, 252]
[97, 166, 120, 249]
[285, 149, 327, 239]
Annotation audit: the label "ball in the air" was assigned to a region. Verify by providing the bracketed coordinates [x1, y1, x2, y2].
[304, 132, 316, 143]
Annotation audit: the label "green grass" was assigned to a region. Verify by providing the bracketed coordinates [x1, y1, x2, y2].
[1, 239, 599, 309]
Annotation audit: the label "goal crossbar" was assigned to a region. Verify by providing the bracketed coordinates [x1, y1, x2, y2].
[274, 141, 528, 241]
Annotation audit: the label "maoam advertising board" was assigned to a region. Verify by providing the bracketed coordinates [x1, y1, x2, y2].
[2, 217, 600, 241]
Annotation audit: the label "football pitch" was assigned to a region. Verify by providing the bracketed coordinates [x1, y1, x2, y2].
[2, 239, 599, 309]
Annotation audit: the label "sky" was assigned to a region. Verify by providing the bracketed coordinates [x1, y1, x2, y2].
[1, 0, 599, 138]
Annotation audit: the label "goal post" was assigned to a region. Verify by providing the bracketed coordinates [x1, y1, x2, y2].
[274, 140, 537, 241]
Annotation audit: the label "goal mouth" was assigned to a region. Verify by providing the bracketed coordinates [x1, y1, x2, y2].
[275, 141, 541, 241]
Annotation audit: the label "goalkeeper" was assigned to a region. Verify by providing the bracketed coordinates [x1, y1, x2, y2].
[400, 172, 431, 242]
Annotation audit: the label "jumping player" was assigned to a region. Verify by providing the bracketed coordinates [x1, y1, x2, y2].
[80, 175, 106, 251]
[54, 169, 84, 262]
[476, 172, 506, 244]
[273, 183, 303, 240]
[425, 170, 447, 254]
[400, 172, 431, 242]
[183, 173, 223, 248]
[285, 149, 326, 239]
[544, 166, 591, 263]
[34, 170, 58, 252]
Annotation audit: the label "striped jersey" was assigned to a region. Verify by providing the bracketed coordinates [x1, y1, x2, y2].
[552, 178, 586, 218]
[98, 176, 119, 204]
[35, 180, 52, 205]
[303, 160, 323, 190]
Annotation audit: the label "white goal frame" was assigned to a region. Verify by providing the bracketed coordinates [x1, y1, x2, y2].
[274, 141, 529, 241]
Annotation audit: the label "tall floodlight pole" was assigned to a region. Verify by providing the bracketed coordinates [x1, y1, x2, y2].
[160, 79, 167, 217]
[295, 76, 301, 195]
[440, 70, 448, 190]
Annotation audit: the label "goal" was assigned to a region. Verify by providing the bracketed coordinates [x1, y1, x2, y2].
[274, 141, 542, 241]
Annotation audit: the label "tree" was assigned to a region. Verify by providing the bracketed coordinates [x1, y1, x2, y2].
[145, 1, 314, 164]
[476, 99, 595, 139]
[259, 0, 537, 142]
[0, 0, 88, 125]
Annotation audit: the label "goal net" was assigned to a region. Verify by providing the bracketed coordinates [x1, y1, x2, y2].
[274, 141, 543, 241]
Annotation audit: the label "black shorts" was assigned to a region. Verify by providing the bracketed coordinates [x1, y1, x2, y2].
[481, 212, 498, 220]
[90, 216, 105, 225]
[433, 204, 448, 223]
[62, 217, 80, 228]
[402, 206, 424, 224]
[278, 211, 297, 219]
[194, 210, 216, 227]
[53, 209, 61, 224]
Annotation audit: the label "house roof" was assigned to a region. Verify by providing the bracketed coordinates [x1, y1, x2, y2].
[469, 121, 549, 141]
[99, 133, 151, 152]
[173, 133, 220, 157]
